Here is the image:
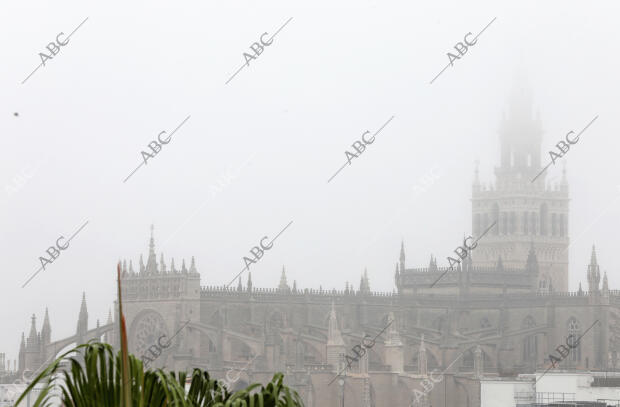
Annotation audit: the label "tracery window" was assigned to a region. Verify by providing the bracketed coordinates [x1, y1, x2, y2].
[568, 317, 581, 362]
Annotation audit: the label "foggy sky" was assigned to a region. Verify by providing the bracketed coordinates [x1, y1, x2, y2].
[1, 0, 619, 364]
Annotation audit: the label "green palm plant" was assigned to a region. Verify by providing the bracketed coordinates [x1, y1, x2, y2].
[14, 264, 304, 407]
[15, 341, 303, 407]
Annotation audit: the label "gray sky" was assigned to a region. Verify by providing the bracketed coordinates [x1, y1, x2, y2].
[1, 0, 619, 364]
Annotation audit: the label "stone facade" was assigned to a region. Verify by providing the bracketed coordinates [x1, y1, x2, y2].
[6, 91, 620, 407]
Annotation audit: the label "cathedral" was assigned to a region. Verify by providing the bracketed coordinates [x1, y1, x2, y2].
[4, 90, 619, 407]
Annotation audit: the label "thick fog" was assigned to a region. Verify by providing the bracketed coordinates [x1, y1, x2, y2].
[1, 0, 619, 365]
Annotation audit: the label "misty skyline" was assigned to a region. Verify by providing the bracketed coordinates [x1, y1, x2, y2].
[1, 0, 619, 367]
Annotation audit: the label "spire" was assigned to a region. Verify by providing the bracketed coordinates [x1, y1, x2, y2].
[428, 255, 438, 273]
[293, 280, 297, 293]
[77, 292, 88, 335]
[149, 224, 155, 252]
[278, 266, 289, 290]
[237, 276, 243, 291]
[145, 225, 158, 273]
[588, 245, 601, 293]
[122, 259, 127, 274]
[27, 314, 38, 349]
[139, 254, 145, 273]
[578, 282, 583, 295]
[473, 159, 480, 186]
[399, 240, 406, 271]
[327, 302, 345, 346]
[359, 269, 370, 293]
[104, 308, 114, 345]
[129, 260, 134, 274]
[181, 259, 187, 273]
[160, 253, 166, 273]
[603, 271, 609, 294]
[190, 256, 197, 274]
[170, 258, 176, 273]
[247, 272, 253, 292]
[394, 263, 401, 292]
[19, 333, 25, 353]
[41, 307, 51, 345]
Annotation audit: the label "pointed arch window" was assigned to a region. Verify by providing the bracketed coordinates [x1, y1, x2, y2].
[567, 317, 581, 362]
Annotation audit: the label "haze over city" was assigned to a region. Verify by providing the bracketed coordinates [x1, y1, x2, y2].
[1, 1, 619, 405]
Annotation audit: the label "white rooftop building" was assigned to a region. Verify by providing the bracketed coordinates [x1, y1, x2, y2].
[481, 371, 620, 407]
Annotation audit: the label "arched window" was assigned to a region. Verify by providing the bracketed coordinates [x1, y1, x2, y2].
[523, 212, 529, 234]
[559, 214, 566, 237]
[510, 212, 516, 234]
[531, 212, 537, 235]
[551, 214, 557, 236]
[540, 204, 548, 236]
[501, 212, 508, 235]
[567, 317, 581, 362]
[522, 316, 537, 363]
[483, 213, 489, 232]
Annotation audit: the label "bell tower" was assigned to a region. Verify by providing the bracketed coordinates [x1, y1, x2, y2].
[471, 80, 569, 291]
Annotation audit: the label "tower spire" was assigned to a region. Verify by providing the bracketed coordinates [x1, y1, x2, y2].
[587, 245, 601, 293]
[41, 307, 51, 345]
[145, 225, 158, 273]
[27, 314, 38, 349]
[279, 266, 289, 291]
[77, 292, 88, 335]
[160, 253, 166, 272]
[399, 240, 406, 271]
